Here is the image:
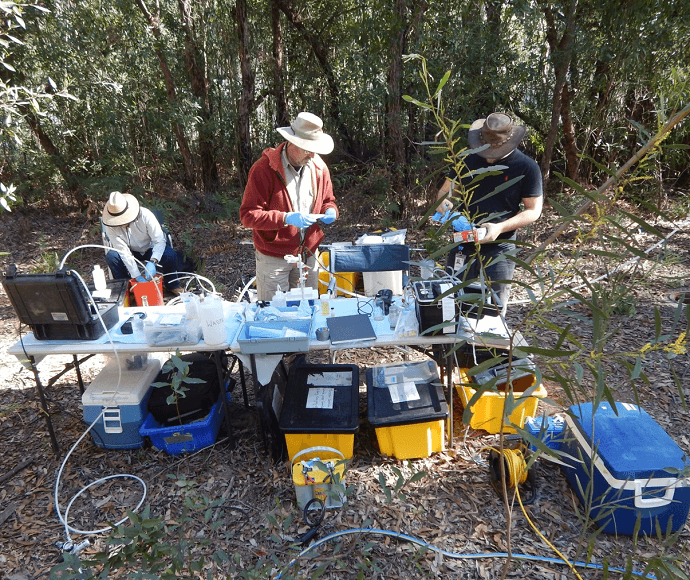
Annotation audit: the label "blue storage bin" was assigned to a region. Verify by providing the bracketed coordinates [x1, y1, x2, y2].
[140, 389, 231, 455]
[237, 318, 313, 354]
[560, 402, 690, 535]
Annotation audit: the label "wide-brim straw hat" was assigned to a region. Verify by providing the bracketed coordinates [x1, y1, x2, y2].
[467, 112, 527, 159]
[102, 191, 140, 226]
[276, 112, 334, 155]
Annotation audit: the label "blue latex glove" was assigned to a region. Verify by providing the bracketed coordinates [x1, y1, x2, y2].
[452, 214, 473, 232]
[432, 210, 455, 223]
[135, 275, 147, 283]
[432, 210, 463, 225]
[144, 261, 157, 280]
[319, 207, 337, 224]
[285, 212, 316, 228]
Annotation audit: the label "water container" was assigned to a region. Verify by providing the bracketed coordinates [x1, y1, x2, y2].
[93, 265, 107, 291]
[198, 293, 226, 346]
[360, 235, 403, 297]
[180, 292, 200, 319]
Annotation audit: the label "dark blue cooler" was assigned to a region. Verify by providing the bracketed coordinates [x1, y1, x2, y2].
[561, 402, 690, 535]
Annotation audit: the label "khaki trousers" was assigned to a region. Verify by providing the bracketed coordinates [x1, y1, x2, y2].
[255, 250, 319, 302]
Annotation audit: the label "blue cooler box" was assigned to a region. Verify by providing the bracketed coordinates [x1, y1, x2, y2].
[82, 356, 162, 449]
[561, 402, 690, 535]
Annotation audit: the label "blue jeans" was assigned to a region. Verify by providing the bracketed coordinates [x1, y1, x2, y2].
[446, 238, 517, 310]
[105, 244, 182, 290]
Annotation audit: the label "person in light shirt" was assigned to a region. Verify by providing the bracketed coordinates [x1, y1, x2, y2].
[102, 191, 183, 295]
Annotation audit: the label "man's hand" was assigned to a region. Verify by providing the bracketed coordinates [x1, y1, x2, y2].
[479, 222, 502, 243]
[437, 198, 453, 213]
[285, 212, 316, 228]
[319, 207, 337, 224]
[135, 274, 148, 283]
[145, 261, 157, 280]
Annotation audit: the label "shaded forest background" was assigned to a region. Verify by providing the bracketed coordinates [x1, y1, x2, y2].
[1, 0, 689, 224]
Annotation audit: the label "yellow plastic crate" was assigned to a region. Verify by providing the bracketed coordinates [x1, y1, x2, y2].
[456, 368, 546, 434]
[318, 250, 359, 297]
[374, 419, 445, 460]
[285, 432, 354, 462]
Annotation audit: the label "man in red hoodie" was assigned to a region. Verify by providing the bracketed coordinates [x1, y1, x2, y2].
[240, 112, 339, 301]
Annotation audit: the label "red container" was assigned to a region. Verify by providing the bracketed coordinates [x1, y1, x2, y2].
[129, 275, 164, 306]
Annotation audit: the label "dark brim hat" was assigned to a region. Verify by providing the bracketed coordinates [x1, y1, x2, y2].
[102, 191, 140, 226]
[277, 112, 334, 155]
[467, 112, 527, 159]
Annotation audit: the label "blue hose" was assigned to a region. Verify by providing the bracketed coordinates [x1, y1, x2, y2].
[274, 527, 657, 579]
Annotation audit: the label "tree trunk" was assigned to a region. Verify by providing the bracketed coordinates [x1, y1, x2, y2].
[177, 0, 219, 193]
[276, 0, 356, 155]
[386, 0, 427, 216]
[20, 104, 85, 207]
[236, 0, 255, 189]
[386, 0, 407, 205]
[561, 82, 580, 180]
[539, 0, 578, 184]
[403, 1, 427, 167]
[135, 0, 195, 188]
[271, 0, 289, 128]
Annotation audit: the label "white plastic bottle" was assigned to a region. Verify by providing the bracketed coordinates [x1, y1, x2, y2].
[93, 265, 107, 291]
[199, 293, 226, 345]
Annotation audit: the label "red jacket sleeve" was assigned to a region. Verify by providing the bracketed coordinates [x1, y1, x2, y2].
[239, 156, 288, 231]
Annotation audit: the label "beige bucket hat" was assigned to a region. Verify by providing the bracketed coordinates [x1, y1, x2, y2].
[102, 191, 140, 226]
[276, 112, 334, 155]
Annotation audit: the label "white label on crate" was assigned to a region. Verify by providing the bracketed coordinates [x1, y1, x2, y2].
[388, 381, 421, 404]
[439, 283, 455, 334]
[307, 371, 352, 386]
[306, 388, 334, 409]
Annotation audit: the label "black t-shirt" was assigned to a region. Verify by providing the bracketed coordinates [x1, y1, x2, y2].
[447, 149, 543, 239]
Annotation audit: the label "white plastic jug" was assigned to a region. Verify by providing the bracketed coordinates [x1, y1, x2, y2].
[198, 293, 226, 346]
[92, 265, 107, 291]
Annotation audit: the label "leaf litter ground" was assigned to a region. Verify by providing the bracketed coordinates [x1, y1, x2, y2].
[0, 201, 689, 579]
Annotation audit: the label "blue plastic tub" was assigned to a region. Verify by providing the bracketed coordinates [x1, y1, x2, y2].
[140, 390, 230, 455]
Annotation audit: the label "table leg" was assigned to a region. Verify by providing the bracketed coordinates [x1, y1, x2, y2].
[73, 354, 86, 394]
[29, 356, 60, 454]
[249, 354, 269, 453]
[229, 356, 250, 408]
[214, 350, 235, 448]
[445, 345, 454, 449]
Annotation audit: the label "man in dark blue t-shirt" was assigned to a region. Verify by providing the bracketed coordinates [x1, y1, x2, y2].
[434, 112, 543, 311]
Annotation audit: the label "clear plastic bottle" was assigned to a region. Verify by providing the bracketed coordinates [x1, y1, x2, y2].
[93, 265, 107, 291]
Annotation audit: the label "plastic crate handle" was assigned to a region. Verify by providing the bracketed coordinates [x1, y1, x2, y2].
[634, 480, 676, 508]
[292, 446, 345, 467]
[102, 407, 123, 434]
